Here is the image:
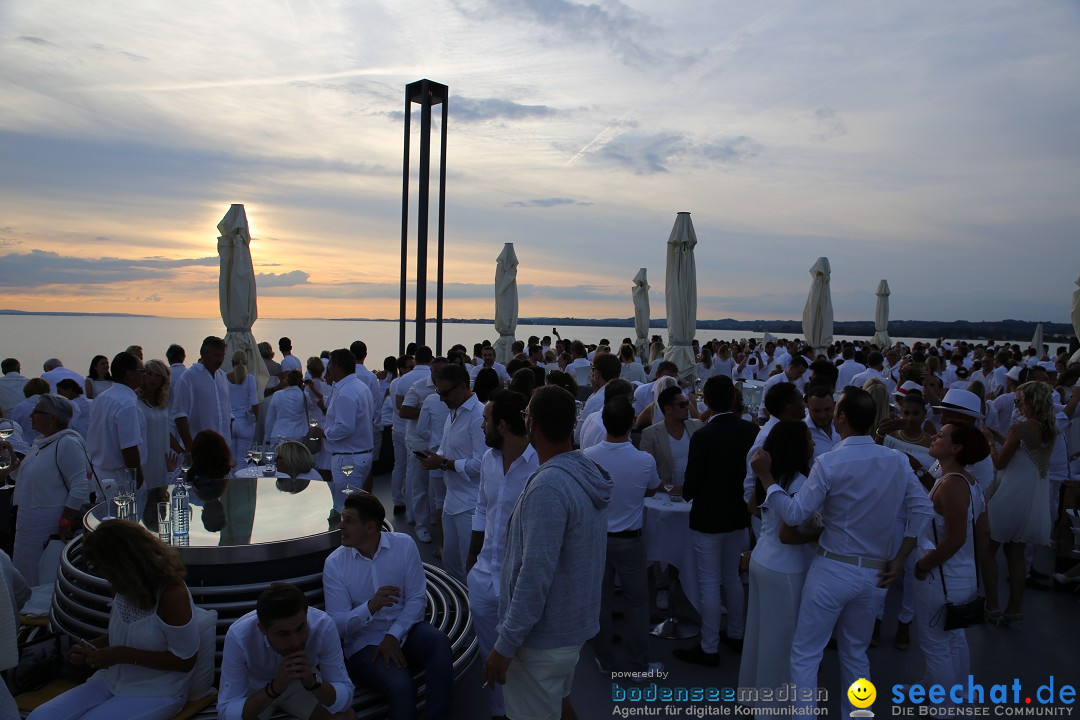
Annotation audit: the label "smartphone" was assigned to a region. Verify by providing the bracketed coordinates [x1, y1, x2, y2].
[413, 451, 429, 459]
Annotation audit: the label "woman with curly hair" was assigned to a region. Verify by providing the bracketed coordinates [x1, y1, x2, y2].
[983, 381, 1056, 626]
[28, 520, 199, 719]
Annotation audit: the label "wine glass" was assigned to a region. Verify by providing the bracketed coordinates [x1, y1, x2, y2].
[0, 419, 14, 440]
[249, 443, 263, 467]
[341, 463, 356, 493]
[243, 446, 254, 465]
[114, 478, 134, 519]
[308, 418, 319, 439]
[0, 447, 14, 491]
[179, 452, 193, 484]
[662, 480, 674, 505]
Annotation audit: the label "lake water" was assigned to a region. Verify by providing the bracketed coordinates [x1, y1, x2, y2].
[0, 315, 1063, 376]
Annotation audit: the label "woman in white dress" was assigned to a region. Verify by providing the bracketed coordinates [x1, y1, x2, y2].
[618, 343, 647, 384]
[264, 370, 307, 443]
[712, 344, 737, 379]
[913, 423, 990, 695]
[28, 520, 199, 720]
[138, 360, 175, 492]
[983, 381, 1055, 626]
[744, 420, 820, 715]
[85, 355, 113, 400]
[694, 346, 716, 381]
[226, 351, 258, 462]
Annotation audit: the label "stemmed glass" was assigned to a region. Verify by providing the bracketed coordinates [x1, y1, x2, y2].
[249, 443, 263, 467]
[0, 419, 14, 441]
[662, 479, 674, 506]
[179, 452, 193, 484]
[0, 446, 14, 491]
[114, 478, 134, 520]
[341, 462, 356, 493]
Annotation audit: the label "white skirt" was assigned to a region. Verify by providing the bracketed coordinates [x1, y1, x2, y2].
[739, 559, 807, 706]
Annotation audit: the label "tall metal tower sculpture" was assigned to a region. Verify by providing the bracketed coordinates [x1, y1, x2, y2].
[399, 79, 448, 355]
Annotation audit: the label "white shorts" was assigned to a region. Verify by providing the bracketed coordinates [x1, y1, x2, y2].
[503, 645, 582, 720]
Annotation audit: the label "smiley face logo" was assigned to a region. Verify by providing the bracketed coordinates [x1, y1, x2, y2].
[848, 678, 876, 709]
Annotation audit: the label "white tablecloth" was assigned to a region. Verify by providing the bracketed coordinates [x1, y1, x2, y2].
[643, 494, 701, 614]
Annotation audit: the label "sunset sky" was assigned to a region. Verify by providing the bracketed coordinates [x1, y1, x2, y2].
[1, 1, 1078, 322]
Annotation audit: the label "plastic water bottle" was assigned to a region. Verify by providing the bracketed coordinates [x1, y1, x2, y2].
[171, 483, 189, 538]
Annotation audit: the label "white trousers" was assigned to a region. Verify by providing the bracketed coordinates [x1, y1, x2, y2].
[26, 675, 185, 720]
[390, 429, 407, 507]
[406, 451, 432, 530]
[467, 569, 505, 716]
[230, 416, 256, 468]
[691, 528, 748, 652]
[877, 551, 916, 624]
[441, 509, 474, 583]
[329, 453, 373, 512]
[430, 469, 445, 511]
[914, 566, 973, 698]
[790, 555, 886, 716]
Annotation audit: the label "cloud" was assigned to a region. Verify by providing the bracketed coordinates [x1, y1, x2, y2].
[90, 43, 148, 62]
[387, 96, 562, 124]
[16, 36, 52, 46]
[581, 132, 761, 174]
[797, 107, 848, 141]
[256, 270, 310, 287]
[506, 197, 592, 208]
[257, 280, 626, 303]
[451, 0, 663, 67]
[0, 250, 217, 287]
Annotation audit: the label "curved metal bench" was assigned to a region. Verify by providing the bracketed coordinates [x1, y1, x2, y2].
[50, 534, 477, 718]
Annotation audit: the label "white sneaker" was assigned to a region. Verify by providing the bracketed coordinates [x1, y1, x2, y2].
[416, 527, 432, 543]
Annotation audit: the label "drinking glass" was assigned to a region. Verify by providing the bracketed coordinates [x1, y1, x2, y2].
[0, 419, 14, 440]
[156, 501, 171, 543]
[114, 479, 134, 519]
[122, 468, 138, 516]
[0, 447, 14, 491]
[308, 418, 319, 440]
[341, 463, 356, 493]
[100, 478, 117, 519]
[249, 443, 263, 466]
[662, 480, 674, 505]
[243, 446, 254, 465]
[263, 443, 276, 473]
[179, 452, 193, 483]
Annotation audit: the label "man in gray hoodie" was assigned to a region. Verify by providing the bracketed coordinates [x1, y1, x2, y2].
[482, 385, 613, 720]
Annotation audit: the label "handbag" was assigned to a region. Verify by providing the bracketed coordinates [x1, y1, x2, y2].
[302, 392, 323, 455]
[930, 476, 985, 630]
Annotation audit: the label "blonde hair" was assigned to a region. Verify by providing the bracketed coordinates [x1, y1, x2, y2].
[862, 377, 890, 437]
[1018, 381, 1056, 444]
[140, 359, 170, 409]
[276, 440, 313, 479]
[231, 351, 248, 384]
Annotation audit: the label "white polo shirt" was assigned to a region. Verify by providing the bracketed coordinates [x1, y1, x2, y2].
[583, 440, 660, 532]
[86, 383, 146, 475]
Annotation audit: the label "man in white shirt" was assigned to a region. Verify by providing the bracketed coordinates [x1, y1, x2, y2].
[323, 493, 453, 720]
[759, 356, 809, 414]
[579, 380, 634, 450]
[40, 359, 85, 394]
[349, 341, 383, 492]
[388, 355, 416, 516]
[279, 337, 303, 374]
[633, 361, 678, 416]
[173, 336, 231, 450]
[218, 583, 355, 720]
[86, 351, 146, 487]
[753, 387, 933, 715]
[469, 346, 511, 386]
[835, 347, 866, 390]
[397, 349, 439, 542]
[851, 351, 895, 395]
[311, 349, 375, 517]
[465, 389, 538, 719]
[581, 352, 621, 419]
[744, 381, 805, 509]
[0, 358, 28, 417]
[421, 364, 486, 581]
[583, 396, 661, 677]
[804, 384, 838, 461]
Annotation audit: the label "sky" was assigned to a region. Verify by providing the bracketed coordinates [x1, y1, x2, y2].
[1, 0, 1078, 323]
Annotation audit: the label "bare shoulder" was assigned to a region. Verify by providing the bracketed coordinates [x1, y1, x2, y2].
[157, 583, 193, 626]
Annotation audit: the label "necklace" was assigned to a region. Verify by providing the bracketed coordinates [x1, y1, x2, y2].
[899, 429, 927, 444]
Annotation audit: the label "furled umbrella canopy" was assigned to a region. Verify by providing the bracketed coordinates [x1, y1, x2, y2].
[663, 212, 698, 378]
[1030, 323, 1044, 360]
[802, 257, 834, 352]
[1072, 275, 1080, 363]
[493, 243, 519, 365]
[218, 204, 270, 395]
[872, 279, 891, 348]
[632, 268, 651, 362]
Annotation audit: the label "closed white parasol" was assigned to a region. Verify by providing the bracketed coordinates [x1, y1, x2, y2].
[802, 257, 834, 353]
[663, 213, 698, 378]
[218, 204, 270, 394]
[493, 243, 519, 365]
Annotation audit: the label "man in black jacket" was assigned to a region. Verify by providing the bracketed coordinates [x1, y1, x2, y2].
[674, 375, 759, 666]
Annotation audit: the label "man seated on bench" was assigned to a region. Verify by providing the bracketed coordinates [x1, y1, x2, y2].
[218, 583, 355, 720]
[323, 492, 453, 720]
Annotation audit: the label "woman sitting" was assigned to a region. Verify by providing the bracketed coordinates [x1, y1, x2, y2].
[28, 520, 199, 719]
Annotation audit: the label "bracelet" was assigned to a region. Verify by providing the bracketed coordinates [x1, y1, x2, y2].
[265, 680, 281, 699]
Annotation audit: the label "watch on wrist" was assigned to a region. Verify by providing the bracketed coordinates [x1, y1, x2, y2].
[303, 672, 322, 691]
[442, 458, 451, 471]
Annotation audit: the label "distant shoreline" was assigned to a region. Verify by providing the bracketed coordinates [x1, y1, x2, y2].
[1, 309, 1072, 343]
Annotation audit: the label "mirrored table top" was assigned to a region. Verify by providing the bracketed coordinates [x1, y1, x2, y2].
[84, 471, 346, 564]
